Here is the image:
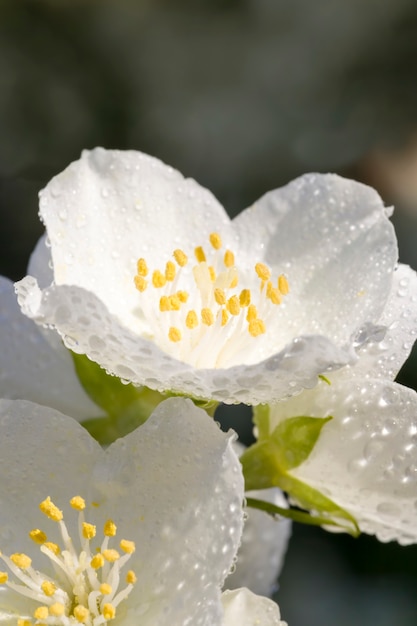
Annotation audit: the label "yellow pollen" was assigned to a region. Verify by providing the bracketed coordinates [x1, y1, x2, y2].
[214, 288, 226, 305]
[41, 580, 57, 597]
[10, 553, 32, 570]
[159, 295, 170, 312]
[209, 232, 222, 249]
[255, 262, 271, 281]
[126, 570, 137, 584]
[70, 496, 86, 511]
[278, 274, 289, 294]
[39, 497, 63, 522]
[249, 318, 266, 337]
[120, 539, 136, 554]
[74, 606, 90, 623]
[194, 246, 206, 263]
[221, 309, 229, 326]
[224, 250, 235, 268]
[44, 542, 60, 555]
[136, 258, 148, 277]
[104, 520, 117, 537]
[100, 583, 112, 595]
[134, 275, 147, 292]
[208, 266, 216, 282]
[29, 528, 47, 545]
[173, 249, 188, 267]
[269, 287, 282, 305]
[247, 304, 258, 322]
[165, 261, 176, 281]
[168, 326, 182, 342]
[17, 620, 31, 626]
[0, 572, 8, 583]
[168, 295, 181, 311]
[227, 295, 240, 316]
[186, 310, 198, 329]
[103, 549, 120, 563]
[90, 553, 105, 569]
[201, 308, 214, 326]
[82, 523, 96, 540]
[103, 604, 116, 620]
[49, 603, 65, 617]
[34, 607, 49, 620]
[152, 270, 166, 288]
[177, 290, 189, 303]
[239, 289, 251, 307]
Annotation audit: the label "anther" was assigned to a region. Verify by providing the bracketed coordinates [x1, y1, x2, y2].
[195, 246, 206, 263]
[120, 540, 136, 554]
[41, 581, 57, 597]
[100, 583, 112, 595]
[255, 262, 271, 282]
[104, 520, 117, 537]
[44, 542, 60, 555]
[208, 266, 216, 282]
[201, 308, 214, 326]
[0, 572, 8, 583]
[165, 261, 176, 281]
[173, 249, 188, 267]
[247, 304, 258, 322]
[136, 258, 148, 277]
[186, 310, 198, 329]
[49, 603, 65, 617]
[74, 606, 90, 623]
[239, 289, 251, 307]
[249, 319, 266, 337]
[159, 296, 170, 312]
[227, 296, 240, 316]
[103, 604, 116, 620]
[90, 554, 105, 570]
[168, 295, 181, 311]
[209, 232, 222, 250]
[152, 270, 166, 288]
[134, 275, 147, 292]
[29, 529, 47, 545]
[221, 309, 229, 326]
[168, 327, 182, 342]
[126, 570, 137, 584]
[214, 288, 226, 305]
[70, 496, 86, 511]
[278, 274, 289, 294]
[82, 523, 96, 540]
[34, 607, 49, 620]
[224, 250, 235, 268]
[10, 554, 32, 570]
[39, 497, 63, 522]
[102, 549, 120, 563]
[177, 290, 189, 303]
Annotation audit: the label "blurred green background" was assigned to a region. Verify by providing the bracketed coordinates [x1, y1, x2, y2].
[2, 1, 417, 623]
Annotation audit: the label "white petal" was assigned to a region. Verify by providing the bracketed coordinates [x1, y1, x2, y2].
[270, 376, 417, 544]
[27, 233, 53, 289]
[0, 277, 98, 420]
[221, 588, 287, 626]
[225, 488, 291, 597]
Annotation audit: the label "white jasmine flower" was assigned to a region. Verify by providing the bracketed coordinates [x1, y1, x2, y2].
[0, 396, 283, 625]
[268, 264, 417, 544]
[16, 148, 397, 404]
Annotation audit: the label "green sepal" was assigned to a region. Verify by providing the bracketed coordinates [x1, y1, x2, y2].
[253, 404, 270, 441]
[270, 414, 333, 471]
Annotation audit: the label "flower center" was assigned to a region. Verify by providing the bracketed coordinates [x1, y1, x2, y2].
[133, 232, 289, 368]
[0, 496, 136, 625]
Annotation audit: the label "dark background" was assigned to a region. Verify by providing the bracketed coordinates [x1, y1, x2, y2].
[2, 1, 417, 623]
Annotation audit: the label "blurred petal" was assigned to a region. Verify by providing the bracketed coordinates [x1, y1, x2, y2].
[221, 588, 287, 626]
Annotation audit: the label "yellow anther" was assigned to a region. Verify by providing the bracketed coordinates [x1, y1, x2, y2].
[221, 309, 229, 326]
[34, 607, 49, 620]
[137, 258, 148, 277]
[103, 604, 116, 621]
[239, 289, 251, 307]
[70, 496, 86, 511]
[227, 296, 240, 316]
[0, 572, 8, 584]
[255, 262, 271, 281]
[168, 327, 182, 342]
[168, 295, 181, 311]
[224, 250, 235, 268]
[103, 549, 120, 563]
[90, 554, 105, 569]
[44, 542, 60, 555]
[269, 287, 282, 305]
[278, 274, 289, 295]
[134, 275, 148, 292]
[177, 290, 189, 303]
[74, 606, 90, 623]
[39, 497, 63, 522]
[229, 268, 239, 288]
[208, 266, 216, 282]
[126, 570, 137, 584]
[10, 553, 31, 570]
[201, 308, 214, 326]
[104, 520, 117, 537]
[186, 310, 198, 329]
[247, 304, 258, 322]
[17, 620, 31, 626]
[41, 580, 57, 597]
[165, 261, 176, 281]
[173, 249, 188, 267]
[194, 246, 206, 263]
[214, 288, 226, 305]
[120, 539, 136, 554]
[100, 583, 112, 595]
[249, 318, 266, 337]
[152, 270, 166, 288]
[209, 232, 222, 250]
[49, 603, 65, 617]
[29, 528, 47, 545]
[159, 296, 170, 312]
[82, 523, 96, 540]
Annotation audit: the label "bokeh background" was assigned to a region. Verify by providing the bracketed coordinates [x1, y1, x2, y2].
[2, 1, 417, 624]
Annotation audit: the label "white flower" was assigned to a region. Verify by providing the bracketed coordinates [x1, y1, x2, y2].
[0, 396, 284, 625]
[16, 148, 397, 404]
[268, 264, 417, 544]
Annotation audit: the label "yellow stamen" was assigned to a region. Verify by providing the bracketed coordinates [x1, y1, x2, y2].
[0, 572, 8, 584]
[214, 288, 226, 306]
[255, 262, 271, 281]
[165, 261, 176, 281]
[74, 606, 90, 623]
[159, 296, 170, 312]
[34, 607, 49, 620]
[173, 249, 188, 267]
[136, 258, 148, 277]
[126, 570, 137, 584]
[208, 266, 216, 282]
[239, 289, 251, 307]
[247, 304, 258, 322]
[201, 308, 214, 326]
[195, 246, 206, 263]
[10, 553, 31, 570]
[177, 290, 189, 303]
[278, 274, 289, 295]
[269, 287, 282, 305]
[90, 554, 104, 569]
[168, 327, 182, 342]
[134, 275, 147, 292]
[100, 583, 112, 595]
[103, 604, 116, 621]
[152, 270, 166, 288]
[224, 250, 235, 268]
[44, 542, 60, 555]
[104, 520, 117, 537]
[17, 620, 31, 626]
[186, 310, 198, 329]
[39, 497, 63, 522]
[41, 580, 57, 597]
[70, 496, 86, 511]
[229, 268, 238, 288]
[209, 232, 222, 250]
[49, 603, 65, 617]
[221, 309, 229, 326]
[102, 549, 119, 563]
[249, 319, 266, 337]
[168, 295, 181, 311]
[120, 540, 136, 554]
[29, 529, 47, 545]
[227, 296, 240, 316]
[82, 523, 96, 540]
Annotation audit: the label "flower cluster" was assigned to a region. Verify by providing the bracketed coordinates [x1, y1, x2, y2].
[2, 147, 417, 623]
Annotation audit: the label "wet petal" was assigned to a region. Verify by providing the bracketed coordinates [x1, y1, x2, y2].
[221, 588, 287, 626]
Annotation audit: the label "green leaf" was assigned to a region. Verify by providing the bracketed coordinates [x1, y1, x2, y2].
[270, 415, 332, 471]
[253, 404, 270, 441]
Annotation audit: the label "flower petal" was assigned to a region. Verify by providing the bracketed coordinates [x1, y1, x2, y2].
[0, 277, 98, 420]
[221, 588, 287, 626]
